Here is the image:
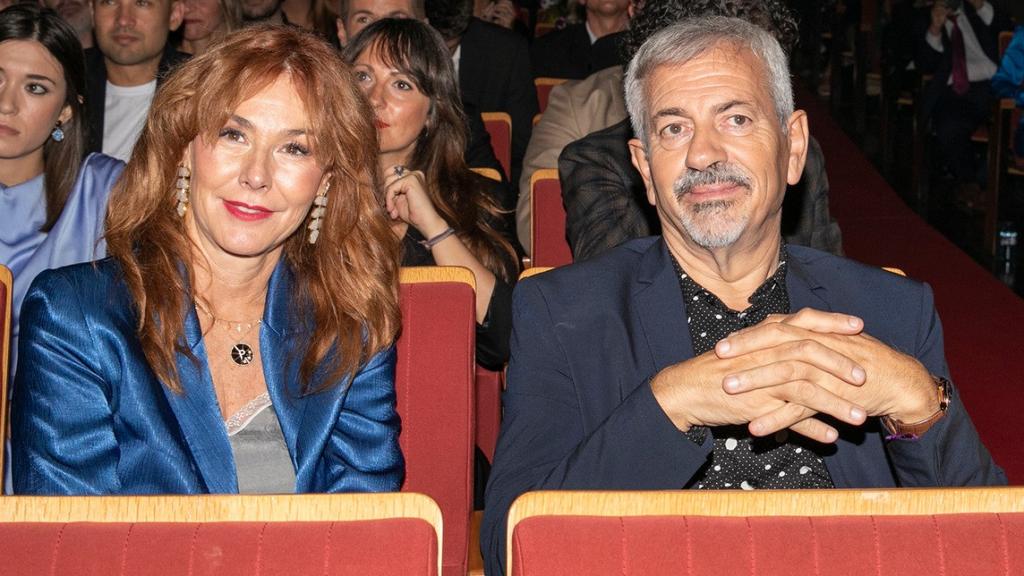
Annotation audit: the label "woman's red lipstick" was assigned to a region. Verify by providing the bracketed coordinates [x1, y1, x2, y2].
[223, 200, 273, 221]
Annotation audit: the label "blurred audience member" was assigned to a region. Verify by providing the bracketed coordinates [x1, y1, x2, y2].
[180, 0, 242, 55]
[335, 0, 421, 44]
[280, 0, 337, 40]
[916, 0, 1012, 203]
[529, 0, 630, 80]
[13, 26, 404, 495]
[0, 4, 124, 383]
[240, 0, 282, 23]
[85, 0, 187, 161]
[427, 0, 537, 193]
[337, 0, 504, 182]
[42, 0, 94, 48]
[992, 25, 1024, 170]
[344, 18, 519, 369]
[476, 0, 516, 30]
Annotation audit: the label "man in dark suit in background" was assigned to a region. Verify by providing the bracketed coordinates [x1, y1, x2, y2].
[915, 0, 1012, 203]
[482, 15, 1004, 576]
[428, 0, 538, 190]
[84, 0, 188, 160]
[529, 0, 630, 79]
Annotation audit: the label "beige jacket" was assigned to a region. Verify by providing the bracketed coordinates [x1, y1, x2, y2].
[516, 66, 627, 253]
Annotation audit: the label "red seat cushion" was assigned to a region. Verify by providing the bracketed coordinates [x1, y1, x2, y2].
[512, 513, 1024, 575]
[1, 518, 437, 576]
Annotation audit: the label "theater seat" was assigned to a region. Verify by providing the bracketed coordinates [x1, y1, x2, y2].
[534, 78, 567, 113]
[397, 267, 476, 576]
[529, 169, 572, 268]
[1, 264, 11, 474]
[481, 112, 512, 180]
[0, 492, 442, 576]
[508, 488, 1024, 576]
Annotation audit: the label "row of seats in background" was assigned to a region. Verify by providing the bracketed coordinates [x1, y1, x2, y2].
[817, 0, 1021, 278]
[480, 76, 573, 268]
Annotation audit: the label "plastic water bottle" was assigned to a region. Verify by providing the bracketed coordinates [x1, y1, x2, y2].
[998, 223, 1018, 287]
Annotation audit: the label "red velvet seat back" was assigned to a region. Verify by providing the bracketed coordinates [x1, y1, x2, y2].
[530, 170, 572, 268]
[482, 112, 512, 180]
[512, 513, 1024, 575]
[397, 268, 476, 576]
[1, 518, 437, 575]
[534, 78, 567, 113]
[475, 366, 503, 463]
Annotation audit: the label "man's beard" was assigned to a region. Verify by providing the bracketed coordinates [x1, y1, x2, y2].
[242, 0, 281, 21]
[672, 163, 753, 249]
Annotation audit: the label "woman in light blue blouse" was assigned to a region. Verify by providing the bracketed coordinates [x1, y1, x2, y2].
[993, 26, 1024, 169]
[0, 4, 124, 380]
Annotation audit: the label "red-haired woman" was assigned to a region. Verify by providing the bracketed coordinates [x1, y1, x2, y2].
[12, 26, 403, 495]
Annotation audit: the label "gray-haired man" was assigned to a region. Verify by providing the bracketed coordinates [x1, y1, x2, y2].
[482, 16, 1003, 576]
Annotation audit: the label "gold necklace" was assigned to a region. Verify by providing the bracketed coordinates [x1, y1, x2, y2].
[194, 300, 262, 366]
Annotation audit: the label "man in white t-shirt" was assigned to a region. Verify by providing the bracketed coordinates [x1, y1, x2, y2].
[84, 0, 187, 161]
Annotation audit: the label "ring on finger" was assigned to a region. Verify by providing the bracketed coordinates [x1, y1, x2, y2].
[394, 165, 406, 177]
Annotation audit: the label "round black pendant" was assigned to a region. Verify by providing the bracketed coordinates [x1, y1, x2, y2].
[231, 343, 254, 365]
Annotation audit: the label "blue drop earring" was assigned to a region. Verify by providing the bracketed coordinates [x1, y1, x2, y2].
[51, 123, 65, 142]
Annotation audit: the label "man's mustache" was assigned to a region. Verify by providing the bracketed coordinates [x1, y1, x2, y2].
[673, 163, 753, 198]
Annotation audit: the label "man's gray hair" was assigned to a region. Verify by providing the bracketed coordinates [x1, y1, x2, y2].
[624, 16, 794, 146]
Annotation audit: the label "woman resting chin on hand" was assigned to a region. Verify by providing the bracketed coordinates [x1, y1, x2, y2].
[344, 18, 520, 370]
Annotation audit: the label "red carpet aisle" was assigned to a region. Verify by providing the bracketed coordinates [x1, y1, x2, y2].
[798, 91, 1023, 483]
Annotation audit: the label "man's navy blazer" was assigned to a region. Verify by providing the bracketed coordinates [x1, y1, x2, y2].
[482, 237, 1005, 575]
[12, 258, 404, 495]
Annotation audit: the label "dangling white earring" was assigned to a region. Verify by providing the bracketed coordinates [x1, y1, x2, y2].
[175, 165, 191, 217]
[308, 181, 329, 244]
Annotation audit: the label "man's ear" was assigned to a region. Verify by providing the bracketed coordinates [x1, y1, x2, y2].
[628, 137, 657, 207]
[168, 0, 185, 32]
[336, 17, 348, 45]
[784, 110, 809, 186]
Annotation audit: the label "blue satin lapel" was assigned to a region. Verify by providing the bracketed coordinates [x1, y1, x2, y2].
[634, 241, 693, 376]
[163, 305, 238, 493]
[261, 263, 347, 490]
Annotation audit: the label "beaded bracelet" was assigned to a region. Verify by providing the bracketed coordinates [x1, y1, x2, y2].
[419, 226, 456, 249]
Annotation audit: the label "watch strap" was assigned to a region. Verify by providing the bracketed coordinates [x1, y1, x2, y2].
[881, 376, 952, 440]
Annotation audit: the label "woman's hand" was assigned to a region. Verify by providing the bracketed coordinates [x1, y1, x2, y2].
[383, 164, 450, 239]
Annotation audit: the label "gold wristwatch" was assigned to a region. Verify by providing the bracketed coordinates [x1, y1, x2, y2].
[881, 376, 951, 439]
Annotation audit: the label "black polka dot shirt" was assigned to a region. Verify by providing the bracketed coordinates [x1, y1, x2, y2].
[670, 247, 834, 490]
